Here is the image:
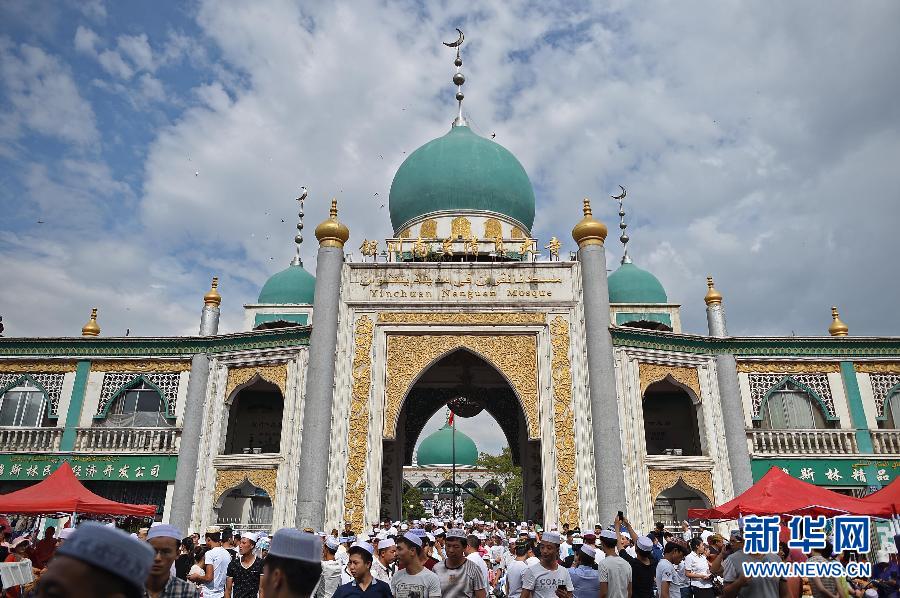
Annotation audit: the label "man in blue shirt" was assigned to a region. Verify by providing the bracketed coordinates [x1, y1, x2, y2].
[333, 542, 393, 598]
[568, 544, 599, 598]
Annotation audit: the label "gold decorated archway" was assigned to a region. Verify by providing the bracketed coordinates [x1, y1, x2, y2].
[648, 469, 714, 505]
[639, 363, 701, 400]
[214, 468, 278, 504]
[383, 334, 539, 440]
[225, 364, 287, 399]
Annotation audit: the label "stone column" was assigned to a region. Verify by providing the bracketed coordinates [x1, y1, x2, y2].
[296, 199, 348, 529]
[571, 199, 626, 522]
[169, 278, 220, 531]
[704, 277, 753, 495]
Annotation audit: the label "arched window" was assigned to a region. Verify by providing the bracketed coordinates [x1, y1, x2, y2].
[0, 380, 47, 427]
[101, 382, 172, 428]
[761, 383, 828, 429]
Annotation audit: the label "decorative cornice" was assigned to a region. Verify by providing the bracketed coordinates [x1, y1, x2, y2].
[377, 312, 545, 326]
[611, 328, 900, 358]
[0, 328, 310, 358]
[90, 360, 192, 373]
[856, 362, 900, 374]
[0, 361, 77, 373]
[735, 361, 841, 374]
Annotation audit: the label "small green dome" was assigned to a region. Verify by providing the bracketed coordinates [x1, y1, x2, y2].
[257, 264, 316, 304]
[608, 262, 668, 303]
[389, 125, 535, 232]
[417, 424, 478, 467]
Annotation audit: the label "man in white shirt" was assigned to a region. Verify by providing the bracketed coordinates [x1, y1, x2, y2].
[506, 539, 533, 598]
[314, 536, 343, 598]
[597, 529, 632, 598]
[655, 542, 688, 598]
[684, 538, 715, 598]
[188, 526, 231, 598]
[698, 524, 713, 545]
[371, 538, 396, 583]
[392, 533, 441, 598]
[520, 531, 573, 598]
[465, 534, 490, 588]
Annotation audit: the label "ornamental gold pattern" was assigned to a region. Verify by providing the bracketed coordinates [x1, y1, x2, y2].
[384, 334, 539, 439]
[856, 362, 900, 374]
[224, 364, 288, 399]
[638, 363, 702, 399]
[451, 217, 472, 238]
[90, 360, 191, 373]
[735, 361, 841, 374]
[377, 312, 545, 326]
[420, 219, 438, 238]
[343, 316, 375, 533]
[214, 468, 278, 503]
[483, 218, 502, 239]
[647, 469, 714, 505]
[550, 316, 579, 526]
[0, 361, 77, 373]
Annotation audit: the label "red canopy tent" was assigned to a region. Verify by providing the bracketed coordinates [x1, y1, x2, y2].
[0, 462, 156, 517]
[688, 466, 894, 520]
[860, 477, 900, 514]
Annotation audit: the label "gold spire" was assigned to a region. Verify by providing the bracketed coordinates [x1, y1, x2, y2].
[204, 276, 221, 307]
[828, 306, 848, 337]
[704, 276, 723, 305]
[314, 198, 350, 248]
[81, 308, 100, 337]
[571, 198, 608, 248]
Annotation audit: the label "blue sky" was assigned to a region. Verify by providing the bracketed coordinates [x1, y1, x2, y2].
[2, 1, 899, 454]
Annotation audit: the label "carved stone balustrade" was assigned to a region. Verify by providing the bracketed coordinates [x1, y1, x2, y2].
[871, 430, 900, 455]
[75, 427, 181, 453]
[747, 429, 858, 457]
[0, 427, 63, 452]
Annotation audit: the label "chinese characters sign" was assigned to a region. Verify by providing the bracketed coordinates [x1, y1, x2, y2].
[0, 454, 178, 482]
[751, 458, 899, 486]
[744, 514, 870, 555]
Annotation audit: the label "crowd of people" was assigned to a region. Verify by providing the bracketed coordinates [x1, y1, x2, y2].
[0, 515, 897, 598]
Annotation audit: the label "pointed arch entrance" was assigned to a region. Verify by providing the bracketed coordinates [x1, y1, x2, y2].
[380, 348, 543, 522]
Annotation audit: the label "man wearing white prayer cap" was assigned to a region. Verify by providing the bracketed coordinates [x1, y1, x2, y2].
[144, 523, 200, 597]
[520, 530, 573, 598]
[260, 528, 324, 598]
[371, 537, 396, 583]
[225, 531, 264, 598]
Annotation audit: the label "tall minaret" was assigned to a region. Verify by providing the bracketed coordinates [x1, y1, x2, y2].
[704, 276, 753, 494]
[572, 198, 627, 522]
[199, 277, 221, 336]
[296, 197, 349, 529]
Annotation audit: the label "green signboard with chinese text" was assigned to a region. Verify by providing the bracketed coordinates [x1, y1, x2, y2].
[752, 458, 900, 486]
[0, 454, 178, 482]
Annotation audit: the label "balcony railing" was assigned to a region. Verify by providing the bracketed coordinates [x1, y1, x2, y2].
[748, 428, 858, 456]
[871, 430, 900, 455]
[74, 427, 181, 453]
[0, 427, 63, 452]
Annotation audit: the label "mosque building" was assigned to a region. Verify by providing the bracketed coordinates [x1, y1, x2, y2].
[1, 33, 898, 549]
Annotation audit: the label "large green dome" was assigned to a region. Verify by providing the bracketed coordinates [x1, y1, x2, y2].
[258, 264, 316, 304]
[608, 262, 667, 303]
[416, 424, 478, 467]
[389, 125, 535, 232]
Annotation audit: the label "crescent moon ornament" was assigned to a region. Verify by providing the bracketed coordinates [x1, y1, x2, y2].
[443, 28, 464, 48]
[611, 185, 626, 200]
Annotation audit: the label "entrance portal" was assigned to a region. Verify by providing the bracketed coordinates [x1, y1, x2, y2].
[380, 349, 543, 522]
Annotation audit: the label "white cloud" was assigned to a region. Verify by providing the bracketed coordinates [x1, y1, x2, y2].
[97, 48, 134, 79]
[0, 42, 99, 145]
[117, 33, 154, 72]
[74, 26, 99, 55]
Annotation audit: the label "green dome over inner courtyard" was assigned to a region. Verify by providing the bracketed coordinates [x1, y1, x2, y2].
[258, 264, 316, 304]
[416, 423, 478, 467]
[608, 262, 668, 304]
[389, 125, 536, 232]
